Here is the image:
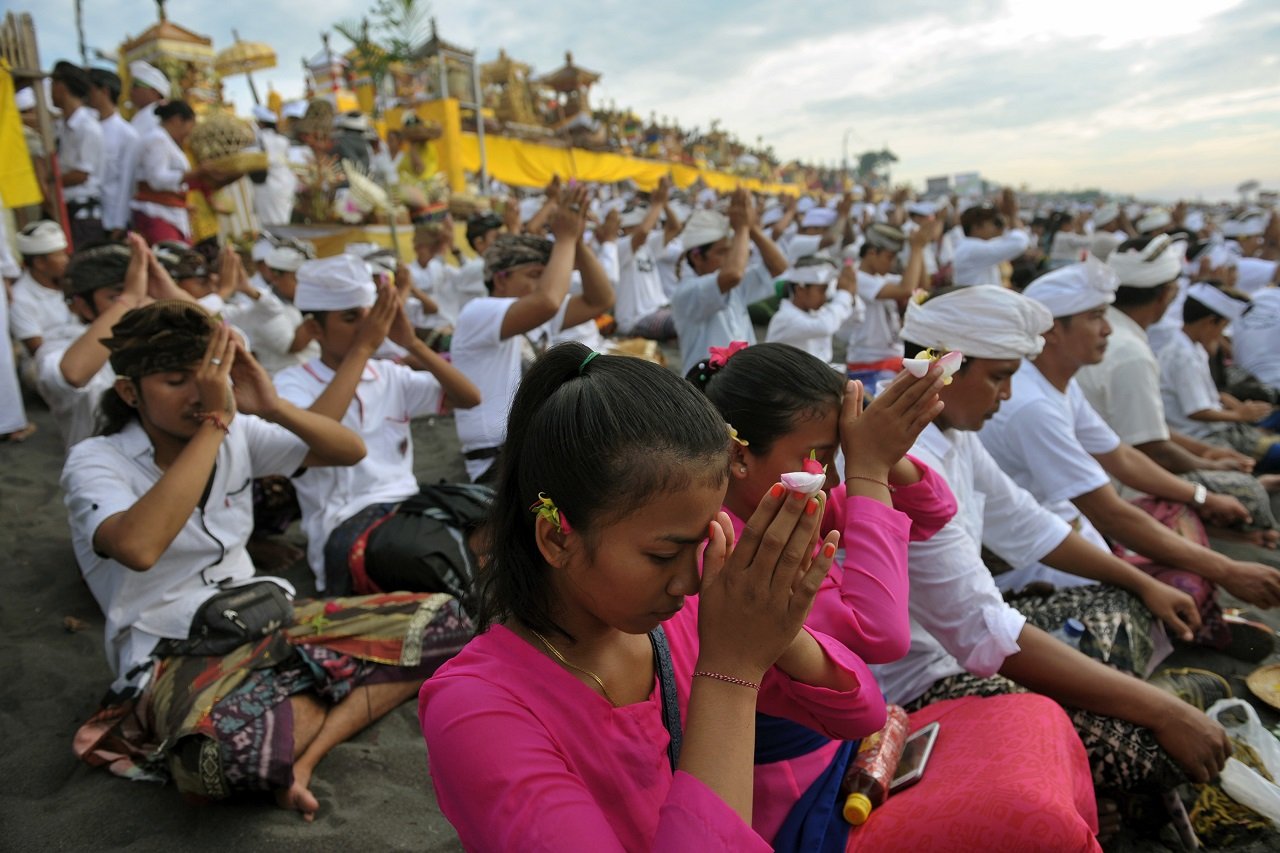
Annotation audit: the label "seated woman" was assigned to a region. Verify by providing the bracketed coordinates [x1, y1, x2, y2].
[420, 342, 881, 850]
[64, 301, 471, 820]
[699, 342, 1102, 850]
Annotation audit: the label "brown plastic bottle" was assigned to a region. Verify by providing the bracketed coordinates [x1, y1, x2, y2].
[841, 705, 910, 825]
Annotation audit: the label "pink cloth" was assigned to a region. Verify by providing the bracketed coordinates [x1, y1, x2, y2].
[419, 601, 880, 852]
[732, 458, 957, 842]
[849, 695, 1101, 852]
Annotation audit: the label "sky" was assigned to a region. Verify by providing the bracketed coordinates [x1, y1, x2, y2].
[25, 0, 1280, 201]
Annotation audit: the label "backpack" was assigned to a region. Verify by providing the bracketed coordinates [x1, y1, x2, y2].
[356, 483, 493, 617]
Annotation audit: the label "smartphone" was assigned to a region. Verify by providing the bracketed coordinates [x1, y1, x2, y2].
[890, 721, 939, 793]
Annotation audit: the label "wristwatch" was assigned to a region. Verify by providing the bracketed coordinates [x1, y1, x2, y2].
[1191, 483, 1208, 507]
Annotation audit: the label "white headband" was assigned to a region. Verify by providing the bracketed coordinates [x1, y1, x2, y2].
[901, 285, 1054, 360]
[1022, 255, 1118, 318]
[1186, 283, 1247, 322]
[1107, 234, 1184, 288]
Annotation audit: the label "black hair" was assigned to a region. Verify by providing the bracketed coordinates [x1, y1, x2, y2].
[97, 387, 135, 436]
[52, 61, 91, 99]
[478, 341, 730, 637]
[156, 100, 195, 123]
[695, 343, 844, 456]
[466, 214, 504, 251]
[1184, 285, 1247, 324]
[87, 68, 122, 102]
[960, 204, 1003, 237]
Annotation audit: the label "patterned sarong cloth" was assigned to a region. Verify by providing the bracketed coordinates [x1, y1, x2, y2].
[73, 593, 470, 798]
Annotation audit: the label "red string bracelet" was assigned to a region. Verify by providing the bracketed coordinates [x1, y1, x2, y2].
[194, 411, 230, 433]
[693, 671, 760, 692]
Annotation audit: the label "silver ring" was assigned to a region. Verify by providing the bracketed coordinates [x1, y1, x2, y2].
[210, 358, 223, 366]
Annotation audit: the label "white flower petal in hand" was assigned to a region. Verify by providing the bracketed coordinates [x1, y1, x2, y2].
[780, 471, 825, 495]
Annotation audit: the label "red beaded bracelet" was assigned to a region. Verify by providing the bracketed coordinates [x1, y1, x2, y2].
[195, 411, 230, 433]
[693, 671, 761, 691]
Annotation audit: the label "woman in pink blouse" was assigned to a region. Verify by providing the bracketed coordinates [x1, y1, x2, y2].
[420, 341, 882, 851]
[700, 342, 1101, 851]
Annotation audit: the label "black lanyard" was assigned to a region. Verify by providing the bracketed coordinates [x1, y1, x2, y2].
[649, 625, 681, 773]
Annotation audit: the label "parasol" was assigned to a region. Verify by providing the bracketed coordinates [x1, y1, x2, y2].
[214, 30, 276, 104]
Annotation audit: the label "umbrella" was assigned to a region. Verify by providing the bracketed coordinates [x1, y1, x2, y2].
[215, 31, 276, 104]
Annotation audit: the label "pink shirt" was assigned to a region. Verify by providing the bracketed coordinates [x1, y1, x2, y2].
[419, 599, 879, 852]
[731, 459, 957, 843]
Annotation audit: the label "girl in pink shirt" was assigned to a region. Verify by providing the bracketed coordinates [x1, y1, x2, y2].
[700, 342, 1100, 850]
[420, 341, 883, 851]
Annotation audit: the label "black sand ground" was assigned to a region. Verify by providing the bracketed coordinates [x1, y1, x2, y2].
[4, 375, 1280, 851]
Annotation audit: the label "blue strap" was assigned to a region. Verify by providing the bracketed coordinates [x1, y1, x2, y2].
[649, 625, 681, 773]
[755, 713, 833, 764]
[770, 739, 857, 853]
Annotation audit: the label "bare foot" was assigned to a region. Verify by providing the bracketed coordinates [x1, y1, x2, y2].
[276, 769, 319, 822]
[0, 423, 37, 443]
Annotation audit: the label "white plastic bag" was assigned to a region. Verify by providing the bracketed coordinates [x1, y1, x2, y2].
[1206, 698, 1280, 823]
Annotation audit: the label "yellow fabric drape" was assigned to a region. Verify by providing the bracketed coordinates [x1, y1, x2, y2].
[0, 64, 43, 208]
[454, 133, 796, 195]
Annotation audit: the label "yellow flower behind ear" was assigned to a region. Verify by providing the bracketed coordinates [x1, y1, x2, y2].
[530, 493, 565, 531]
[902, 349, 964, 385]
[727, 425, 749, 447]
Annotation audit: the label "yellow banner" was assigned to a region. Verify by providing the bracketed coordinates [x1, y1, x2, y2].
[0, 64, 43, 208]
[454, 132, 796, 196]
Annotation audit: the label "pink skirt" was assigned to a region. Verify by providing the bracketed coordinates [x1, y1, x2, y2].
[848, 694, 1101, 852]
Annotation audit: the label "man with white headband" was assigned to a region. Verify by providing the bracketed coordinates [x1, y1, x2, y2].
[951, 189, 1031, 287]
[1158, 284, 1280, 471]
[871, 284, 1230, 803]
[844, 223, 931, 387]
[128, 61, 169, 137]
[764, 255, 860, 362]
[1077, 236, 1277, 545]
[670, 188, 787, 375]
[613, 176, 676, 340]
[275, 255, 480, 593]
[980, 261, 1280, 648]
[10, 221, 78, 366]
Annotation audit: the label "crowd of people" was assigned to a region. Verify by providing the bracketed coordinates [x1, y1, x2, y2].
[5, 49, 1280, 851]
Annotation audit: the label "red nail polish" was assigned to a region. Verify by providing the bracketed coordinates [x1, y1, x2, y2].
[823, 543, 837, 558]
[805, 499, 818, 516]
[769, 484, 784, 499]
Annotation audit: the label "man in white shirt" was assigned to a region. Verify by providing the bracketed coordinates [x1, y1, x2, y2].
[613, 176, 676, 340]
[765, 255, 859, 363]
[452, 186, 613, 482]
[1077, 235, 1278, 544]
[1157, 284, 1279, 467]
[50, 62, 105, 249]
[873, 284, 1230, 796]
[275, 255, 480, 592]
[127, 61, 168, 138]
[671, 189, 788, 375]
[1234, 287, 1280, 393]
[980, 262, 1280, 641]
[86, 68, 139, 241]
[9, 221, 79, 369]
[251, 106, 296, 227]
[951, 189, 1030, 287]
[845, 223, 930, 386]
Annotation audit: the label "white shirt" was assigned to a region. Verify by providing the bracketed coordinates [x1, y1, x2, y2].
[223, 286, 301, 375]
[452, 295, 570, 480]
[765, 291, 857, 363]
[1076, 307, 1170, 446]
[979, 364, 1121, 590]
[899, 220, 939, 276]
[1234, 288, 1280, 390]
[61, 417, 306, 688]
[253, 127, 296, 227]
[34, 341, 115, 449]
[275, 358, 443, 588]
[951, 229, 1030, 286]
[656, 236, 683, 300]
[409, 257, 455, 329]
[1157, 329, 1223, 440]
[57, 106, 105, 204]
[98, 112, 139, 231]
[846, 271, 903, 364]
[9, 272, 81, 348]
[871, 424, 1069, 705]
[131, 127, 191, 237]
[784, 233, 823, 264]
[129, 102, 160, 138]
[614, 232, 669, 334]
[671, 264, 775, 375]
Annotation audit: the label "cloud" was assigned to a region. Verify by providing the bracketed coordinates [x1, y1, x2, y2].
[29, 0, 1279, 199]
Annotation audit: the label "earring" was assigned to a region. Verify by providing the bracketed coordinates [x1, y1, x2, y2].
[738, 464, 748, 474]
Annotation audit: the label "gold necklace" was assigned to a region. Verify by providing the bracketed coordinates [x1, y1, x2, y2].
[528, 628, 621, 708]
